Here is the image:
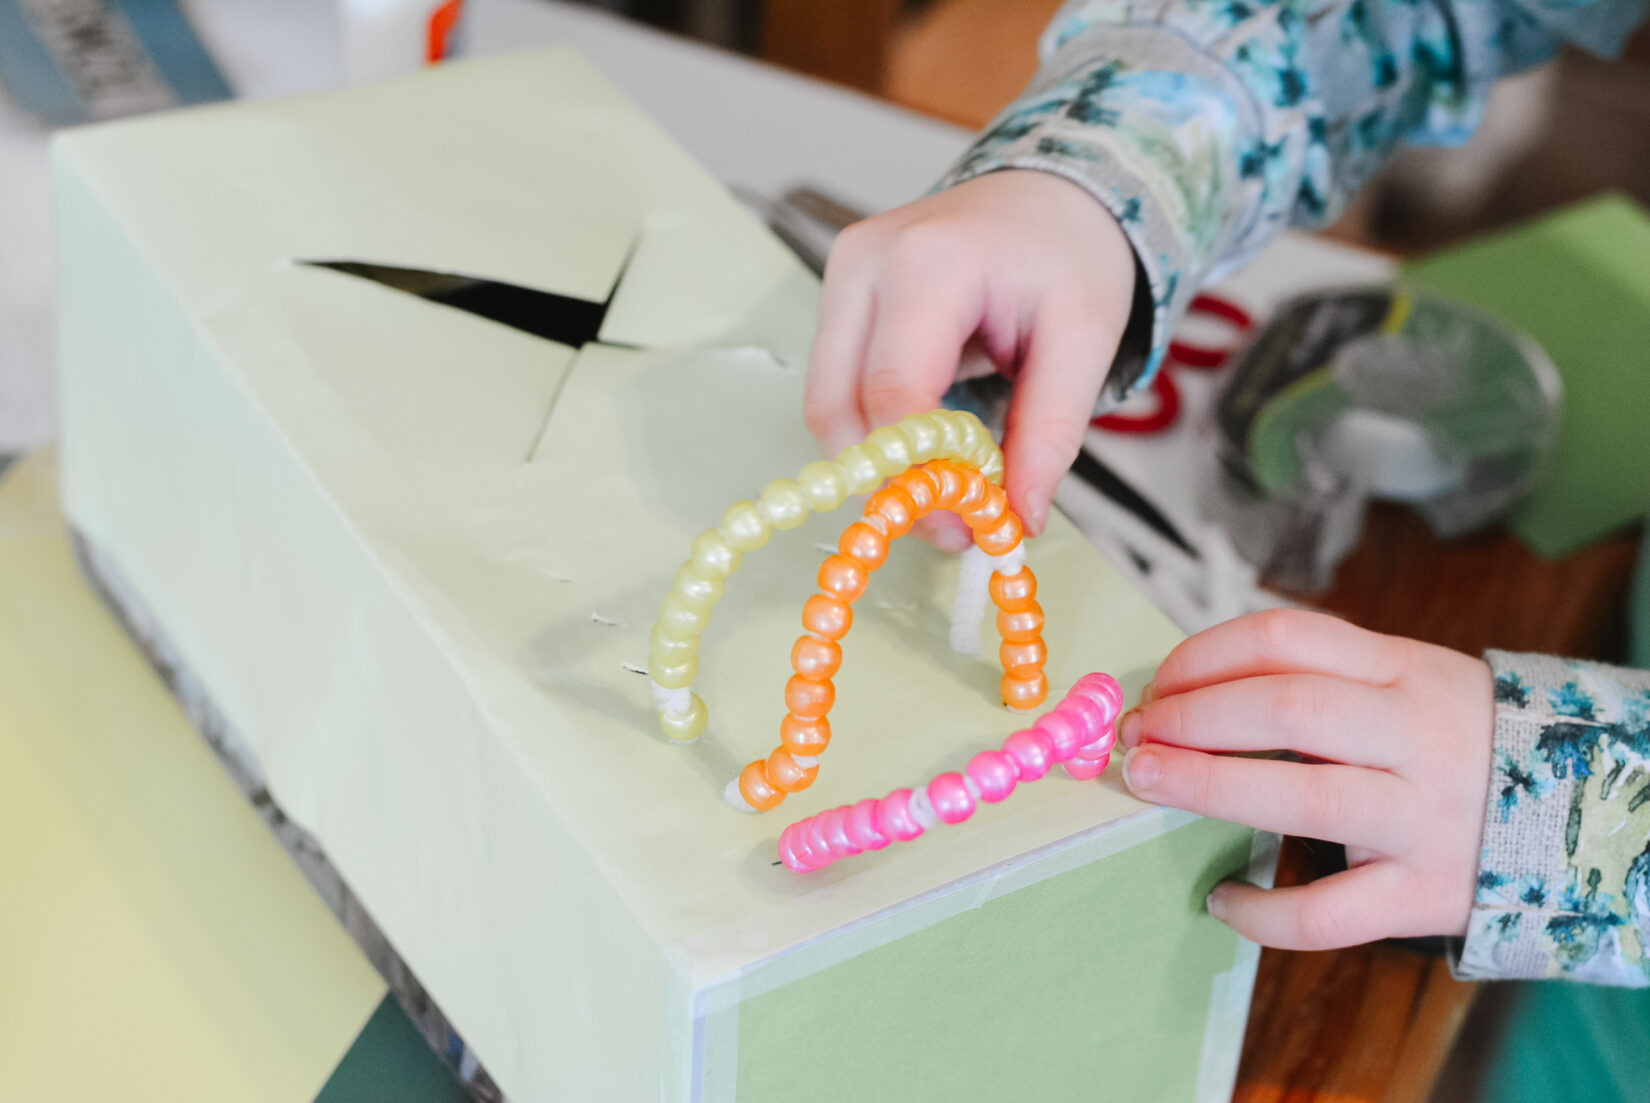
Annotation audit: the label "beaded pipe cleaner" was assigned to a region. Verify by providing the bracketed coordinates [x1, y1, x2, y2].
[649, 410, 1049, 814]
[731, 455, 1048, 812]
[779, 673, 1123, 873]
[648, 409, 1003, 743]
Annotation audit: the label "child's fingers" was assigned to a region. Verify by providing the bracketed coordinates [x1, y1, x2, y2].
[803, 245, 877, 455]
[1206, 862, 1411, 950]
[912, 513, 974, 554]
[1120, 745, 1410, 852]
[1119, 674, 1409, 770]
[857, 273, 980, 435]
[1150, 609, 1409, 700]
[1002, 296, 1121, 536]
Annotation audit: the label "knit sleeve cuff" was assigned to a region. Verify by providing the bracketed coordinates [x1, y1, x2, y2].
[933, 29, 1260, 406]
[1451, 651, 1650, 987]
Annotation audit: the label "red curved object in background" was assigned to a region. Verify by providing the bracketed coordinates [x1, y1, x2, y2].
[1094, 293, 1254, 435]
[1092, 370, 1182, 434]
[1168, 294, 1254, 369]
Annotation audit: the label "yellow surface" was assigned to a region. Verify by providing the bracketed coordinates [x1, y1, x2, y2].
[0, 452, 383, 1101]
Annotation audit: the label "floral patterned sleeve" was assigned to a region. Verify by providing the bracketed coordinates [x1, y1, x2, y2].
[1457, 652, 1650, 986]
[936, 0, 1648, 401]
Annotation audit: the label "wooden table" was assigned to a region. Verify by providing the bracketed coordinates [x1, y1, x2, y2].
[1232, 504, 1642, 1102]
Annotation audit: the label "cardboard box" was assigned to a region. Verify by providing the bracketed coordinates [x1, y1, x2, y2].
[56, 49, 1267, 1102]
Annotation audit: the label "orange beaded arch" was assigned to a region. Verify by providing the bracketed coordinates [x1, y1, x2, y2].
[732, 458, 1047, 813]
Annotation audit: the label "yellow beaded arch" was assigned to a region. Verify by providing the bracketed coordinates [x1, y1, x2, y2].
[649, 410, 1004, 742]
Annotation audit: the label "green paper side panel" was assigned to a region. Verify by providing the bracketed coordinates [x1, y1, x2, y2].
[733, 818, 1254, 1102]
[1401, 196, 1650, 559]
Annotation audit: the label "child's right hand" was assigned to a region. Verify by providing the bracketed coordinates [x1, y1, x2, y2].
[803, 170, 1138, 549]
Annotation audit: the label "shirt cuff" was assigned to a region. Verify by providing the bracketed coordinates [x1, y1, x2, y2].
[936, 128, 1184, 405]
[1452, 650, 1650, 987]
[932, 30, 1258, 407]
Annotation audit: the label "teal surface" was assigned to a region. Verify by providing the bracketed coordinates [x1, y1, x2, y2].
[0, 0, 83, 122]
[314, 995, 466, 1103]
[110, 0, 234, 104]
[1483, 982, 1650, 1103]
[0, 0, 231, 124]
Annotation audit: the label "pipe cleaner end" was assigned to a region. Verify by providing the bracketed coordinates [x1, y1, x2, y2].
[657, 692, 708, 742]
[723, 778, 759, 813]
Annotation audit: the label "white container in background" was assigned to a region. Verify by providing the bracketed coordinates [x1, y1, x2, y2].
[339, 0, 465, 82]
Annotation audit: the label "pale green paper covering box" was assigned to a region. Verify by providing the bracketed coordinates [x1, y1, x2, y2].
[55, 50, 1267, 1102]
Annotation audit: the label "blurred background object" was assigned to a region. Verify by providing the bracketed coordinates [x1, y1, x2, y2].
[1209, 286, 1563, 593]
[707, 0, 1650, 255]
[340, 0, 469, 82]
[1368, 24, 1650, 251]
[0, 0, 233, 124]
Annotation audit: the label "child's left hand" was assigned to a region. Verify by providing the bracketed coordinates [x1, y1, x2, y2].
[1118, 609, 1493, 950]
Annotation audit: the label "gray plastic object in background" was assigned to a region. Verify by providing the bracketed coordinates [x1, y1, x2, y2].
[1210, 285, 1562, 592]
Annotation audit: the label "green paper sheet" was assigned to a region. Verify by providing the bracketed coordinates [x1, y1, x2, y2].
[1401, 194, 1650, 559]
[724, 817, 1258, 1102]
[0, 452, 384, 1102]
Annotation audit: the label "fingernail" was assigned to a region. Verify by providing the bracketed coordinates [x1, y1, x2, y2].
[1206, 887, 1229, 922]
[1139, 681, 1157, 706]
[1119, 708, 1143, 748]
[932, 525, 972, 555]
[1121, 747, 1161, 792]
[1025, 488, 1051, 535]
[824, 430, 859, 457]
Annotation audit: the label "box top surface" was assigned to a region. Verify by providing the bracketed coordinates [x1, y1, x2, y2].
[57, 49, 1185, 986]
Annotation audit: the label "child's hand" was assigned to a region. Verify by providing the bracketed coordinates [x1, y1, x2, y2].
[804, 170, 1137, 549]
[1119, 609, 1493, 950]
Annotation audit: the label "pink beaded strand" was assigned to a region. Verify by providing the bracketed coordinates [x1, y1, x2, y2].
[778, 673, 1124, 874]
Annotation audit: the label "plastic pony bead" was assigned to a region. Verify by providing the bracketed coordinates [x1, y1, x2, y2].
[778, 673, 1124, 873]
[648, 409, 1004, 745]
